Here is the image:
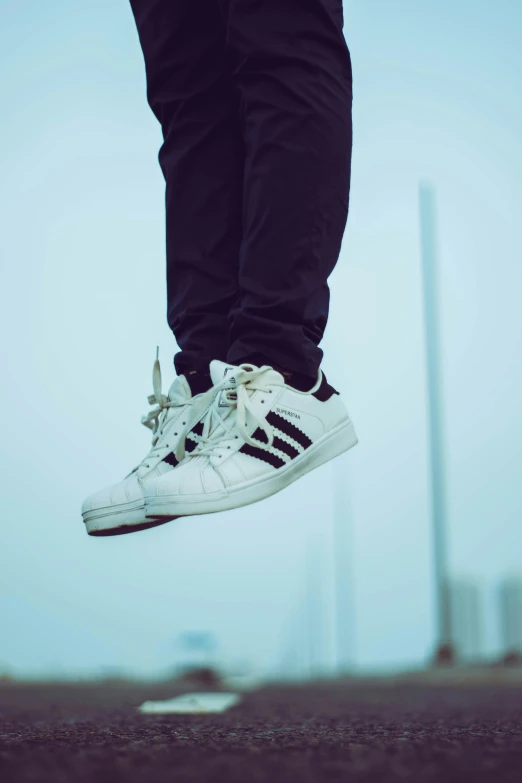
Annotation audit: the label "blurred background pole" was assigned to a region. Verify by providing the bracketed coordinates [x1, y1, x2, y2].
[305, 534, 323, 677]
[332, 460, 355, 674]
[419, 183, 455, 665]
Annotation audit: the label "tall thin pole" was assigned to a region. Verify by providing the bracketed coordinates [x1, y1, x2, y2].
[332, 460, 355, 674]
[419, 183, 454, 664]
[305, 533, 326, 677]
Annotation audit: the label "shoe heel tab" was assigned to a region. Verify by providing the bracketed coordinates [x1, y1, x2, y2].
[312, 371, 339, 401]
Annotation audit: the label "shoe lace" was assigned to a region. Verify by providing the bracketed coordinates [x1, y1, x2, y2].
[175, 365, 276, 462]
[132, 349, 194, 473]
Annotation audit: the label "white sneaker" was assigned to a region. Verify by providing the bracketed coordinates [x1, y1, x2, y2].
[144, 362, 358, 518]
[81, 354, 209, 536]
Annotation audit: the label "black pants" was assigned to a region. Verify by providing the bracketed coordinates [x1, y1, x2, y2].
[129, 0, 352, 380]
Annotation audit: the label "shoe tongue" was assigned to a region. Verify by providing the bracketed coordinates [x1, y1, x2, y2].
[209, 360, 285, 388]
[209, 360, 240, 386]
[167, 374, 192, 401]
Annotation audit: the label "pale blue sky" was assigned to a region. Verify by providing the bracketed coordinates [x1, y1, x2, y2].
[1, 0, 521, 678]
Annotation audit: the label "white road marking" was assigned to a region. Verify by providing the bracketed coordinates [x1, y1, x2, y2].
[138, 692, 241, 715]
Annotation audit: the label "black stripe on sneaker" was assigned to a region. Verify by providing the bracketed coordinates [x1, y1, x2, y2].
[163, 452, 179, 467]
[266, 411, 313, 450]
[191, 420, 204, 437]
[185, 437, 197, 453]
[251, 428, 300, 460]
[240, 442, 286, 469]
[251, 427, 269, 444]
[273, 436, 300, 460]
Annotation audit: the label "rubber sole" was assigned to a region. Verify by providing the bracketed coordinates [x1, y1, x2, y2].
[145, 418, 358, 519]
[83, 502, 176, 537]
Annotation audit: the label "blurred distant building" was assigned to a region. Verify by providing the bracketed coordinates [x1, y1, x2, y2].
[448, 579, 483, 662]
[498, 577, 522, 655]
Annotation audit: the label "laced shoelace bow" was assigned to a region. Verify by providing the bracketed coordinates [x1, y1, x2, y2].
[131, 349, 195, 473]
[174, 365, 278, 463]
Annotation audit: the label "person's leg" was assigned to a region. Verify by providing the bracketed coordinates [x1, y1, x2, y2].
[129, 0, 244, 377]
[218, 0, 353, 385]
[142, 1, 357, 522]
[82, 1, 245, 536]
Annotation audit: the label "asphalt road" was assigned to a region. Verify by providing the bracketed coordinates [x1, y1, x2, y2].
[1, 680, 522, 782]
